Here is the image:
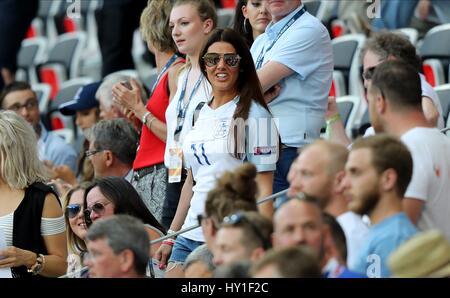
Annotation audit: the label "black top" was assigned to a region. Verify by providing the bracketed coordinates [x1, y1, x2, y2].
[11, 182, 59, 278]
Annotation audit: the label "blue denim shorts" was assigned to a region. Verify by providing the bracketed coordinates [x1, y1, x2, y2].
[168, 235, 204, 264]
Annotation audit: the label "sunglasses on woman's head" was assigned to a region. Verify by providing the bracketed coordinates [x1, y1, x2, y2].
[203, 53, 241, 68]
[65, 204, 82, 219]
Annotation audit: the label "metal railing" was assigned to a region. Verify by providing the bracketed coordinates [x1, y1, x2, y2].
[59, 189, 289, 278]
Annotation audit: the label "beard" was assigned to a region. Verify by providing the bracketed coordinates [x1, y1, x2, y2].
[350, 184, 380, 216]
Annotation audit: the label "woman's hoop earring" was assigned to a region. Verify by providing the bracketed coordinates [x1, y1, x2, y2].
[243, 18, 248, 34]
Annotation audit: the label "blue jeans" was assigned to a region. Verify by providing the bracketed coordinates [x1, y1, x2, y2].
[273, 147, 299, 209]
[168, 235, 204, 264]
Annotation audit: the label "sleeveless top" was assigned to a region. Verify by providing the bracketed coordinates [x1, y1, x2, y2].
[12, 182, 60, 278]
[133, 60, 185, 170]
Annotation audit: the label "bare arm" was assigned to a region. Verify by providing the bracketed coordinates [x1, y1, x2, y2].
[422, 96, 439, 127]
[403, 198, 425, 225]
[0, 193, 68, 277]
[325, 96, 351, 146]
[154, 169, 194, 266]
[169, 169, 194, 231]
[256, 171, 274, 219]
[257, 61, 294, 93]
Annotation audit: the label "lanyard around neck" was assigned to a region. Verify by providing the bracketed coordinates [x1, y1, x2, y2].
[150, 54, 178, 96]
[173, 68, 203, 138]
[255, 6, 307, 69]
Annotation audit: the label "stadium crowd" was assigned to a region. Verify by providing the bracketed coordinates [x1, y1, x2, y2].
[0, 0, 449, 279]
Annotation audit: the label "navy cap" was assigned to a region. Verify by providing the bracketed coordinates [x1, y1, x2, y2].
[59, 81, 101, 115]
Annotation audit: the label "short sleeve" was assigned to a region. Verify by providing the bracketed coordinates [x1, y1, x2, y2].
[245, 103, 279, 172]
[404, 156, 429, 201]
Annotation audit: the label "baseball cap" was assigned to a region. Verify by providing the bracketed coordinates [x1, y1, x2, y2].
[59, 81, 101, 116]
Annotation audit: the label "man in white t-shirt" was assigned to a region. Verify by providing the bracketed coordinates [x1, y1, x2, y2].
[367, 60, 450, 240]
[287, 140, 368, 269]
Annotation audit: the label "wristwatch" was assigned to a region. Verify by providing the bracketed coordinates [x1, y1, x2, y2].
[27, 253, 45, 275]
[142, 111, 151, 125]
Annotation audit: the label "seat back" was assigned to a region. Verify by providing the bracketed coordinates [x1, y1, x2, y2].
[332, 34, 366, 98]
[420, 24, 450, 83]
[17, 37, 47, 84]
[32, 83, 52, 115]
[336, 95, 361, 138]
[423, 59, 446, 87]
[217, 9, 235, 29]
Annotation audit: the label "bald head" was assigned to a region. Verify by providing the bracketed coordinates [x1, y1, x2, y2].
[273, 198, 325, 256]
[287, 140, 348, 205]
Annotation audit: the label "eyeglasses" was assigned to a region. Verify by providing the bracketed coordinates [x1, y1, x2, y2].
[83, 201, 111, 219]
[362, 66, 377, 81]
[222, 212, 271, 250]
[65, 204, 83, 219]
[85, 149, 105, 157]
[202, 53, 241, 68]
[7, 99, 38, 112]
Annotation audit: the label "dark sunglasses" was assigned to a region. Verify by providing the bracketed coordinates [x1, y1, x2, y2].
[203, 53, 241, 68]
[65, 204, 82, 219]
[83, 201, 111, 218]
[222, 212, 271, 250]
[362, 66, 377, 81]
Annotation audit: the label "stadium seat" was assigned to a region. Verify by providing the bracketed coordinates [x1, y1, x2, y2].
[419, 23, 450, 83]
[329, 71, 346, 97]
[217, 9, 235, 29]
[336, 95, 361, 138]
[423, 59, 446, 87]
[32, 83, 52, 116]
[38, 32, 87, 98]
[332, 34, 366, 99]
[46, 77, 93, 138]
[16, 37, 47, 84]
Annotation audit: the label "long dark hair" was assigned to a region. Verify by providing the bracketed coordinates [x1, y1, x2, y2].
[83, 176, 166, 234]
[233, 0, 253, 47]
[199, 28, 270, 158]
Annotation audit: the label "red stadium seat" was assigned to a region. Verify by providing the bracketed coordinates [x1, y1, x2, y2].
[423, 59, 445, 87]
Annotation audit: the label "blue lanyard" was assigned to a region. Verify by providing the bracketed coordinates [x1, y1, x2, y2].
[174, 68, 203, 138]
[255, 6, 307, 69]
[150, 54, 178, 96]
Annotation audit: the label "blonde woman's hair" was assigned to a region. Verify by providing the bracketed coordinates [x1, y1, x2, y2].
[0, 111, 48, 188]
[140, 0, 177, 53]
[63, 183, 91, 255]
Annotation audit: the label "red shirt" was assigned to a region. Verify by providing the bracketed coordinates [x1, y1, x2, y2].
[133, 73, 170, 170]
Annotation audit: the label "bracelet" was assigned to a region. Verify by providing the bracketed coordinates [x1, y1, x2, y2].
[148, 116, 157, 130]
[167, 229, 178, 239]
[142, 111, 151, 125]
[326, 113, 341, 125]
[27, 253, 45, 275]
[325, 113, 341, 140]
[162, 239, 175, 246]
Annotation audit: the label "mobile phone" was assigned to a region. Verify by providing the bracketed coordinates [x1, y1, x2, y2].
[121, 80, 132, 90]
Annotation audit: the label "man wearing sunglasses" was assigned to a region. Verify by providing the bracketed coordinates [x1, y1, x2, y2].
[213, 211, 273, 268]
[0, 81, 78, 172]
[250, 0, 333, 208]
[87, 119, 138, 182]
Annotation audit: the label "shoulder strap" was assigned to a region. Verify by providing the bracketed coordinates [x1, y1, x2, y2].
[192, 101, 206, 127]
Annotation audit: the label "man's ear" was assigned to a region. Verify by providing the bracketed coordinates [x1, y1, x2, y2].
[380, 168, 397, 193]
[119, 249, 135, 273]
[333, 170, 346, 195]
[104, 150, 114, 167]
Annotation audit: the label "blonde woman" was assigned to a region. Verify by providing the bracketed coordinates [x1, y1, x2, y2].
[112, 0, 185, 224]
[62, 183, 90, 277]
[0, 111, 67, 278]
